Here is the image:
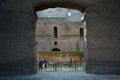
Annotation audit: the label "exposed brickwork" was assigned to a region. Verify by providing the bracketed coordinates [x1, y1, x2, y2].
[36, 18, 84, 51]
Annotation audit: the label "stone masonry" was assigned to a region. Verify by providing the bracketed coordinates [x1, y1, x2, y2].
[0, 0, 120, 75]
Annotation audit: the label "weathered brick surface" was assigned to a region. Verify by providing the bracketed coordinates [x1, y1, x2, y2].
[36, 18, 83, 51]
[85, 0, 120, 74]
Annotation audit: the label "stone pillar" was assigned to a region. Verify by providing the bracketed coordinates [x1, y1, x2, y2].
[86, 0, 120, 74]
[0, 2, 37, 75]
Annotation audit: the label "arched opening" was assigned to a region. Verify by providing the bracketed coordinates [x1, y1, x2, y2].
[80, 28, 84, 40]
[54, 41, 57, 45]
[0, 0, 119, 76]
[34, 1, 87, 73]
[34, 1, 85, 12]
[35, 7, 86, 72]
[52, 48, 61, 51]
[54, 26, 58, 38]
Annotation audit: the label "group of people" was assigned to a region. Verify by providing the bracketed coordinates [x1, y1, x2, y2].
[38, 59, 47, 70]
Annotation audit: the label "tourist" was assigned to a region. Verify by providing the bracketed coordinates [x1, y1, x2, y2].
[39, 60, 43, 70]
[41, 58, 47, 69]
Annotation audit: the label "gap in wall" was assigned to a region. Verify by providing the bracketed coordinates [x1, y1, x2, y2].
[35, 7, 86, 72]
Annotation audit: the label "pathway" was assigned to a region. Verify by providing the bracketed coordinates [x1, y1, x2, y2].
[0, 72, 120, 80]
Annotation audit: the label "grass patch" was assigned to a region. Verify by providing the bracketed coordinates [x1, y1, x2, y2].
[36, 51, 83, 64]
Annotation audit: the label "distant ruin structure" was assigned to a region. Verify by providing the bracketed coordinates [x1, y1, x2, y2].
[36, 8, 85, 52]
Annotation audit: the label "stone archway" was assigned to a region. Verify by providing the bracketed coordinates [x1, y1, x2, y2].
[33, 0, 88, 73]
[24, 0, 120, 74]
[0, 0, 120, 75]
[52, 48, 61, 51]
[33, 0, 88, 12]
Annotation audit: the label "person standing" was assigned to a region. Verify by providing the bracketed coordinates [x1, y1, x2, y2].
[41, 58, 47, 69]
[69, 58, 73, 68]
[39, 60, 43, 70]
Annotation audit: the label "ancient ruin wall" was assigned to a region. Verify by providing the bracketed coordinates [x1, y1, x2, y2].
[0, 0, 120, 75]
[85, 0, 120, 74]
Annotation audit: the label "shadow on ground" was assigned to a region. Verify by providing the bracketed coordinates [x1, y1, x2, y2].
[0, 72, 120, 80]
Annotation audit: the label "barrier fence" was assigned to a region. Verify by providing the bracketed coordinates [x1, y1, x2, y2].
[38, 62, 82, 72]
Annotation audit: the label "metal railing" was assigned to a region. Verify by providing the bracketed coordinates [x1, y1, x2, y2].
[38, 62, 82, 72]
